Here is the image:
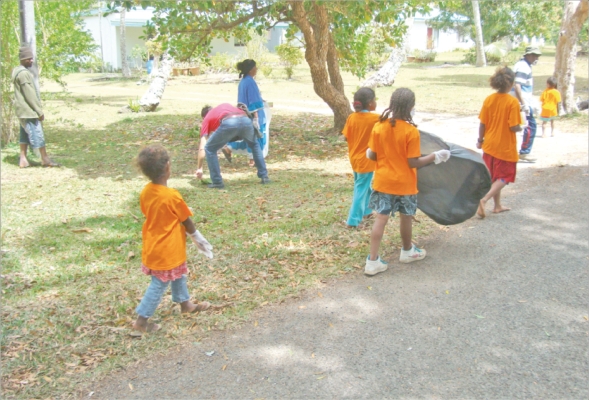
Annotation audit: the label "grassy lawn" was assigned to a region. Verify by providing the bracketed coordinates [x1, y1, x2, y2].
[1, 47, 587, 398]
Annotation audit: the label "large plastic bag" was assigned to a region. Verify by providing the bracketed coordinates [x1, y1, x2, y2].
[417, 131, 491, 225]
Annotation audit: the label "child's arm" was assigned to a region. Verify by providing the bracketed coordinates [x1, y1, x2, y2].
[510, 124, 522, 133]
[476, 123, 485, 149]
[407, 154, 435, 169]
[182, 217, 213, 259]
[181, 217, 196, 234]
[366, 148, 376, 161]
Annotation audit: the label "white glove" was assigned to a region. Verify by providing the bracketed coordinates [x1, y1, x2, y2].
[521, 104, 530, 116]
[188, 230, 214, 259]
[433, 149, 451, 164]
[252, 117, 260, 131]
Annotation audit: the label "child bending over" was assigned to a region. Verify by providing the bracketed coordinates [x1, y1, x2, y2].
[342, 87, 380, 228]
[539, 77, 561, 138]
[365, 88, 451, 276]
[476, 67, 523, 218]
[134, 144, 213, 332]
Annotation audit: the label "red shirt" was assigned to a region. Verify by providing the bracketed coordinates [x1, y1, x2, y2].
[200, 103, 245, 137]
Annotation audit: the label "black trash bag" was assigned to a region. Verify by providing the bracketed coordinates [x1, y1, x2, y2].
[417, 130, 491, 225]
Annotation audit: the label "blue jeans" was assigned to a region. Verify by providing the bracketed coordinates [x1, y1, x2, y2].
[347, 171, 373, 226]
[519, 108, 537, 155]
[135, 275, 190, 318]
[205, 116, 268, 184]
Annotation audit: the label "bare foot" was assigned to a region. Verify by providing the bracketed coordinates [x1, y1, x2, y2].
[181, 301, 211, 313]
[477, 199, 486, 219]
[132, 321, 161, 333]
[541, 135, 547, 138]
[493, 206, 511, 214]
[19, 159, 30, 168]
[249, 159, 255, 167]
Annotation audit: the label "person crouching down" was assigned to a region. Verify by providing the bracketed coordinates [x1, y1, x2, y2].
[196, 103, 271, 189]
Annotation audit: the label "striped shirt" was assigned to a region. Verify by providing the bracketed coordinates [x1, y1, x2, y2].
[510, 58, 533, 106]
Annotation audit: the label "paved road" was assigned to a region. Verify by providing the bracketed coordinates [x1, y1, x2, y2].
[92, 163, 588, 399]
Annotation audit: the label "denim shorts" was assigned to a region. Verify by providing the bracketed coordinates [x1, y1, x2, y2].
[19, 118, 46, 149]
[369, 190, 417, 216]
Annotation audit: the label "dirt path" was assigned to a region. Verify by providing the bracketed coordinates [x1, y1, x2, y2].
[89, 122, 588, 398]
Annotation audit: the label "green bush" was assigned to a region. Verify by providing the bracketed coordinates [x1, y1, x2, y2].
[275, 43, 304, 79]
[203, 53, 237, 74]
[413, 49, 437, 62]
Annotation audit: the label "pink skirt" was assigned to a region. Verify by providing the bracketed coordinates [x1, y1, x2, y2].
[141, 262, 187, 283]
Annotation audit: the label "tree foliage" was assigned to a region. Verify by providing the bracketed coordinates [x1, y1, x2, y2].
[430, 0, 563, 44]
[0, 0, 96, 144]
[112, 0, 429, 131]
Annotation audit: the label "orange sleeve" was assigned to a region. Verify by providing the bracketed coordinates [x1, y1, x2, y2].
[342, 115, 351, 139]
[479, 98, 489, 125]
[555, 90, 561, 103]
[368, 125, 378, 153]
[406, 127, 421, 158]
[170, 190, 193, 222]
[540, 91, 546, 104]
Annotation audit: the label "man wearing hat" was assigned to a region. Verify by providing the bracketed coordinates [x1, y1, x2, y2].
[511, 46, 542, 162]
[12, 46, 59, 168]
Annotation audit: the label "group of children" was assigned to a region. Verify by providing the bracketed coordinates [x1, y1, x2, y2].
[132, 66, 562, 332]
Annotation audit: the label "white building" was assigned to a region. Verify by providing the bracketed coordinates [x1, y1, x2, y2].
[407, 11, 474, 53]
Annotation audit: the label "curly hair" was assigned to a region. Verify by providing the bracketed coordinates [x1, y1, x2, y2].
[237, 59, 256, 79]
[489, 66, 515, 92]
[353, 87, 376, 112]
[201, 105, 212, 118]
[136, 144, 170, 182]
[547, 76, 557, 89]
[379, 88, 417, 127]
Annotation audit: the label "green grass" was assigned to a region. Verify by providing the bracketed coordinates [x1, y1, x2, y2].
[2, 46, 587, 398]
[0, 112, 434, 398]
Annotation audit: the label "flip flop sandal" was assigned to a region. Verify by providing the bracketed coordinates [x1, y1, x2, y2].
[221, 147, 232, 163]
[190, 301, 211, 313]
[42, 162, 61, 168]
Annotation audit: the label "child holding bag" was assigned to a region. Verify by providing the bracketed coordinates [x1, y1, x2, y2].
[134, 144, 213, 333]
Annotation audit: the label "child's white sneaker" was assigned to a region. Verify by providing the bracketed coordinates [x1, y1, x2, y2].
[365, 255, 388, 276]
[399, 245, 426, 263]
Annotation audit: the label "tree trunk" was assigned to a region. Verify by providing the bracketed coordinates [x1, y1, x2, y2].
[119, 8, 131, 78]
[290, 1, 351, 132]
[472, 0, 486, 67]
[139, 53, 173, 111]
[554, 0, 589, 114]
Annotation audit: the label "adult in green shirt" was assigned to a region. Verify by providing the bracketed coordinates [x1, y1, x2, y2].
[12, 46, 59, 168]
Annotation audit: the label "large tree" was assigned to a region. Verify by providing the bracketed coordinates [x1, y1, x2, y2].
[471, 0, 486, 67]
[125, 0, 427, 132]
[554, 0, 589, 114]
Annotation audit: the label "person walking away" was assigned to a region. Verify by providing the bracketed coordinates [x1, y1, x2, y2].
[476, 67, 523, 218]
[511, 46, 541, 162]
[12, 46, 59, 168]
[342, 87, 380, 228]
[364, 88, 451, 276]
[196, 103, 271, 189]
[539, 77, 561, 138]
[226, 59, 269, 167]
[134, 144, 213, 333]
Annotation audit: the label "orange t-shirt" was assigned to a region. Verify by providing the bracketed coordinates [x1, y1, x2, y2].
[479, 93, 521, 163]
[368, 119, 421, 195]
[342, 112, 379, 173]
[540, 88, 561, 118]
[140, 183, 193, 270]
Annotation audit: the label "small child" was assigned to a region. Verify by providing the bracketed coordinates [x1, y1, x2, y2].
[539, 77, 561, 137]
[364, 88, 450, 276]
[342, 87, 380, 228]
[134, 144, 213, 332]
[476, 67, 523, 218]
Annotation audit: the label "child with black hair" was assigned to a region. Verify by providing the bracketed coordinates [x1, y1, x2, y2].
[539, 77, 561, 138]
[476, 67, 523, 218]
[134, 144, 213, 332]
[342, 87, 379, 228]
[364, 88, 451, 275]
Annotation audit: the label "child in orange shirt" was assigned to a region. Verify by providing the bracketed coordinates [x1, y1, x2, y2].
[364, 88, 451, 275]
[476, 67, 522, 218]
[342, 87, 379, 228]
[539, 77, 561, 138]
[134, 144, 213, 332]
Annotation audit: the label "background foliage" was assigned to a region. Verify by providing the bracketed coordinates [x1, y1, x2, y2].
[0, 0, 96, 144]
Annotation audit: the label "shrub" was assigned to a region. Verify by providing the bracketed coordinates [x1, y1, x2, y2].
[413, 49, 436, 62]
[276, 43, 304, 79]
[203, 53, 237, 74]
